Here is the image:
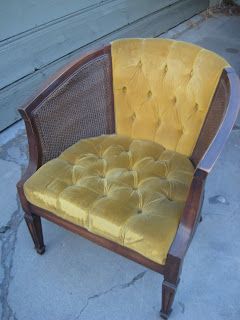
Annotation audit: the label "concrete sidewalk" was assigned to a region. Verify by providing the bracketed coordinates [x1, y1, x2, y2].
[0, 10, 240, 320]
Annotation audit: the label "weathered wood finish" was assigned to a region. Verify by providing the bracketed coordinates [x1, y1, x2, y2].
[0, 0, 209, 130]
[17, 45, 240, 319]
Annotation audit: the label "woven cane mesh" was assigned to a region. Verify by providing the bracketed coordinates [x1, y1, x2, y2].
[191, 73, 230, 166]
[32, 53, 114, 164]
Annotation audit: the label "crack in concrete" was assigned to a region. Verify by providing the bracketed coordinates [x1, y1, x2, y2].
[0, 129, 27, 168]
[233, 124, 240, 131]
[208, 195, 229, 205]
[178, 301, 185, 314]
[0, 226, 11, 234]
[0, 197, 23, 320]
[75, 271, 147, 319]
[0, 130, 27, 320]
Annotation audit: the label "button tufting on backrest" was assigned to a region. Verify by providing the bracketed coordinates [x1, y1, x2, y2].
[111, 38, 229, 156]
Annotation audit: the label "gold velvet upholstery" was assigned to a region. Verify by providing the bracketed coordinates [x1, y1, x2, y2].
[111, 38, 228, 156]
[24, 135, 194, 264]
[24, 39, 229, 265]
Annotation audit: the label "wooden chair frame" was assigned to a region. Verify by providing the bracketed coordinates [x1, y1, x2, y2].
[17, 44, 240, 319]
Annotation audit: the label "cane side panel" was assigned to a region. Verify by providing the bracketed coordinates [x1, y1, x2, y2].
[31, 53, 115, 164]
[191, 71, 230, 166]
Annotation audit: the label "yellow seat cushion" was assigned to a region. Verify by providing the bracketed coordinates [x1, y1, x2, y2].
[24, 135, 194, 264]
[111, 38, 229, 156]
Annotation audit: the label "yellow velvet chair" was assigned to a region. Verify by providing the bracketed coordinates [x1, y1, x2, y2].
[17, 38, 240, 319]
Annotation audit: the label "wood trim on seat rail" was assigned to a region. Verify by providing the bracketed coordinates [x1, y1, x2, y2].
[29, 203, 164, 274]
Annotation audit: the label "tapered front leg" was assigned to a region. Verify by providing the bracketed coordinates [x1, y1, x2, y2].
[24, 213, 45, 254]
[160, 279, 179, 319]
[160, 254, 182, 319]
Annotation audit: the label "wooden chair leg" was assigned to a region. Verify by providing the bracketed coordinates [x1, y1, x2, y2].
[160, 279, 179, 319]
[24, 213, 45, 254]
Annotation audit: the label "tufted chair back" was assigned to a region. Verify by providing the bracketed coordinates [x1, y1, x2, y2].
[111, 38, 229, 156]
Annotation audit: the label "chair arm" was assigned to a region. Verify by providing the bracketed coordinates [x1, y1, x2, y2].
[167, 169, 207, 261]
[164, 68, 239, 278]
[198, 67, 240, 172]
[16, 107, 40, 211]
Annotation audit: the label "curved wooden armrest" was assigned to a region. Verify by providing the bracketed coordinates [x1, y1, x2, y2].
[16, 109, 40, 211]
[167, 169, 207, 262]
[16, 160, 37, 212]
[198, 67, 240, 172]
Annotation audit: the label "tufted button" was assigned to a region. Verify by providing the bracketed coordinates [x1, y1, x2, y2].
[156, 118, 161, 128]
[122, 86, 127, 93]
[194, 103, 199, 112]
[189, 69, 193, 78]
[137, 209, 142, 214]
[99, 174, 105, 179]
[163, 64, 168, 73]
[138, 60, 142, 68]
[132, 187, 137, 191]
[147, 90, 152, 98]
[172, 96, 177, 104]
[131, 112, 136, 122]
